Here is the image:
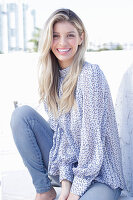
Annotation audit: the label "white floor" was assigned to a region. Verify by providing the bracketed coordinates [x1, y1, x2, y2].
[1, 169, 133, 200]
[1, 163, 133, 200]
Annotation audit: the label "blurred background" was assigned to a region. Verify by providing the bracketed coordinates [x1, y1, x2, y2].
[0, 0, 133, 199]
[0, 0, 133, 53]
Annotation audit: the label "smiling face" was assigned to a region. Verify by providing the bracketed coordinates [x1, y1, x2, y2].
[51, 21, 83, 69]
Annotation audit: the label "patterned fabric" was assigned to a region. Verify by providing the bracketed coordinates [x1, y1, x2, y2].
[44, 62, 125, 196]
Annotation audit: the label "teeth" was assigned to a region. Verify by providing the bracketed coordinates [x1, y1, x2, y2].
[58, 49, 70, 52]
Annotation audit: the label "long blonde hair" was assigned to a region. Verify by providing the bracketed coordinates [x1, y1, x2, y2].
[38, 8, 88, 117]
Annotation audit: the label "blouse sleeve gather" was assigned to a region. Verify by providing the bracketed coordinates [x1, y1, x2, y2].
[57, 126, 77, 183]
[71, 64, 106, 196]
[59, 162, 74, 183]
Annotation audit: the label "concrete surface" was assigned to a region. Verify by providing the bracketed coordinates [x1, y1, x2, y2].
[1, 169, 133, 200]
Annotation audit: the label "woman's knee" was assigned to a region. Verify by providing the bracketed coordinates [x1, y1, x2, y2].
[10, 105, 34, 131]
[80, 183, 121, 200]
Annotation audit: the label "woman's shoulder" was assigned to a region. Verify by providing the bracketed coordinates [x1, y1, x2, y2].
[79, 61, 103, 80]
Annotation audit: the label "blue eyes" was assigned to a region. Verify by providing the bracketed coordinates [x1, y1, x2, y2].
[53, 34, 75, 38]
[53, 35, 59, 38]
[68, 34, 75, 37]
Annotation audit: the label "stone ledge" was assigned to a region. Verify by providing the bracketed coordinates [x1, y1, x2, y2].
[1, 170, 133, 200]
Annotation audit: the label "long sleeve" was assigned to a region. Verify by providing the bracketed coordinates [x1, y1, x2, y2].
[47, 63, 125, 195]
[70, 65, 105, 196]
[47, 69, 76, 183]
[57, 125, 75, 183]
[48, 123, 75, 183]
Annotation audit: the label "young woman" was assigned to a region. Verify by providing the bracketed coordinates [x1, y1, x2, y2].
[10, 8, 125, 200]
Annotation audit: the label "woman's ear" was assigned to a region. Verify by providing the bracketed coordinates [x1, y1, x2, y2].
[78, 32, 84, 45]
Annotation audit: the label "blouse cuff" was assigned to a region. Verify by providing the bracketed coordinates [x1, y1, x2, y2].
[59, 164, 74, 183]
[70, 176, 91, 196]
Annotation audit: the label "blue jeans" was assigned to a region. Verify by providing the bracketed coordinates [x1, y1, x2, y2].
[10, 105, 121, 199]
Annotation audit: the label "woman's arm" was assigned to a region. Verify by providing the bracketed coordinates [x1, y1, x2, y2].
[70, 64, 106, 196]
[58, 180, 72, 200]
[58, 180, 80, 200]
[67, 193, 80, 200]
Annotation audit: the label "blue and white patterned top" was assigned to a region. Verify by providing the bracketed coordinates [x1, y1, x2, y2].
[45, 62, 125, 196]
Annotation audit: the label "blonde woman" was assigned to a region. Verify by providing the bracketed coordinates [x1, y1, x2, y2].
[10, 9, 125, 200]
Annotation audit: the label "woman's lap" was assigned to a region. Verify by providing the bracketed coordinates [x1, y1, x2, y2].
[10, 105, 122, 197]
[80, 182, 121, 200]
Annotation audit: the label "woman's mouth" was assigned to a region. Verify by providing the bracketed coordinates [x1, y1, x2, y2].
[57, 48, 71, 54]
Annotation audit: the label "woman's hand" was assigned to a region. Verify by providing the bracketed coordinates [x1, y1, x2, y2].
[67, 193, 80, 200]
[58, 180, 72, 200]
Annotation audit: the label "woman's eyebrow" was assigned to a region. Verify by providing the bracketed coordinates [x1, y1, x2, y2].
[67, 31, 75, 33]
[53, 31, 76, 34]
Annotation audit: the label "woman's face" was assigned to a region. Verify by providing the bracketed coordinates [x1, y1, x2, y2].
[51, 21, 83, 69]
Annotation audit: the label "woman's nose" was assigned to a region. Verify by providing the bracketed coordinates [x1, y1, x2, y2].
[59, 36, 66, 46]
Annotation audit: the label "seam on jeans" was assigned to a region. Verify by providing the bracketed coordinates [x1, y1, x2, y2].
[28, 117, 53, 142]
[26, 117, 53, 167]
[25, 119, 44, 171]
[37, 185, 52, 193]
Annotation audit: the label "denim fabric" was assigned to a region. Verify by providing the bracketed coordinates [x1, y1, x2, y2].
[80, 182, 121, 200]
[10, 105, 60, 193]
[10, 105, 121, 199]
